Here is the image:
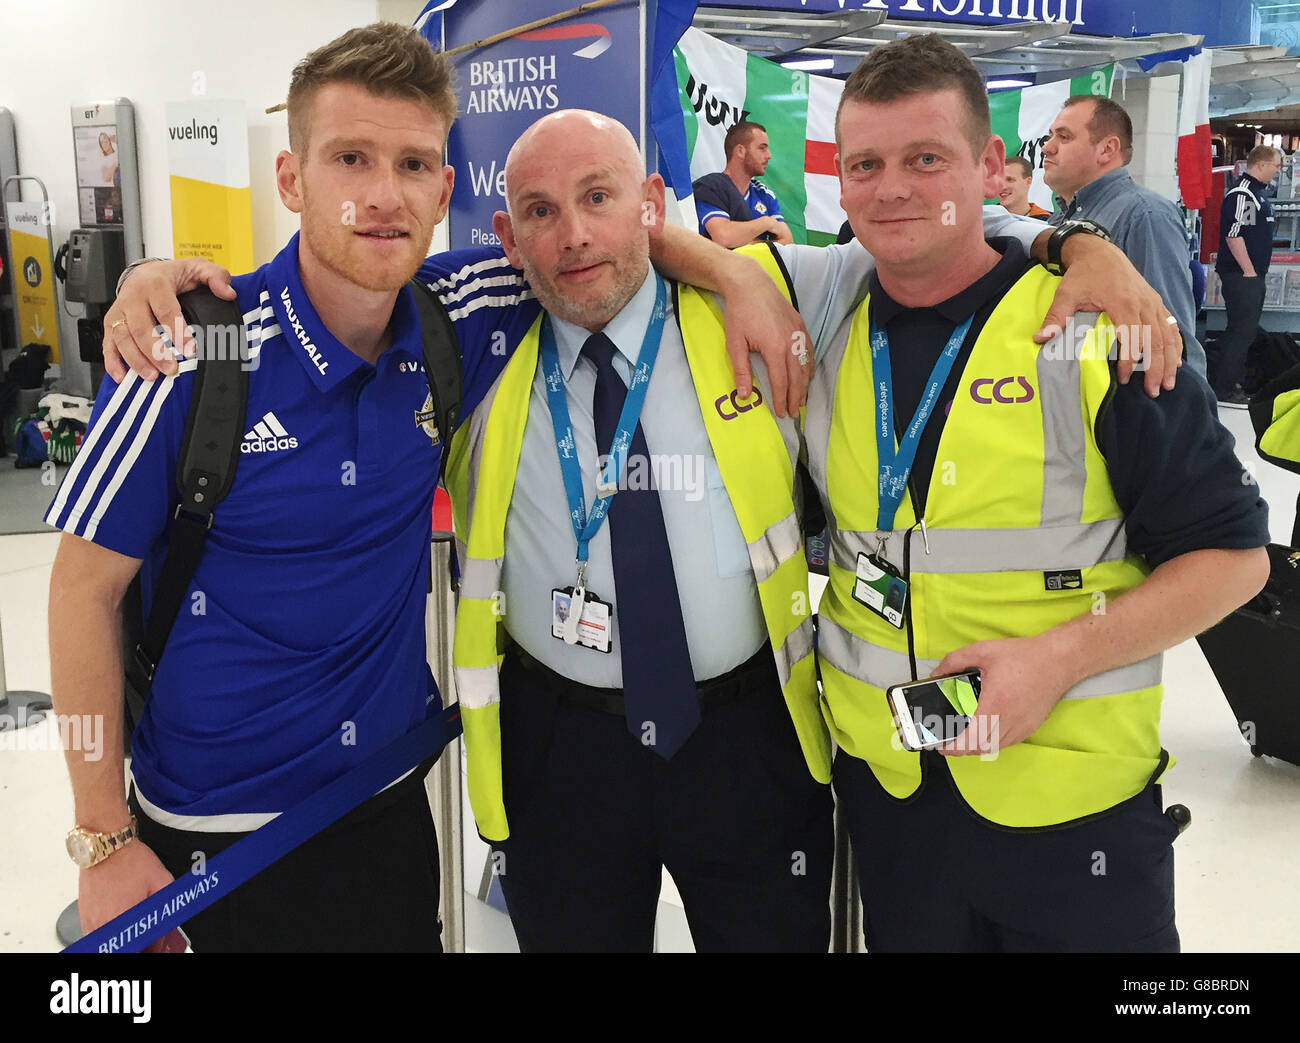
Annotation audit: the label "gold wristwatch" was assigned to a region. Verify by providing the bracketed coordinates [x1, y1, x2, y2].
[66, 817, 139, 868]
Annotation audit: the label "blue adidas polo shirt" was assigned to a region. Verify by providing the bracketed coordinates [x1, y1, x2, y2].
[46, 234, 538, 830]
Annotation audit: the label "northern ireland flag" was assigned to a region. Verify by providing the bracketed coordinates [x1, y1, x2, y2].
[673, 28, 844, 245]
[1177, 51, 1212, 210]
[988, 66, 1114, 214]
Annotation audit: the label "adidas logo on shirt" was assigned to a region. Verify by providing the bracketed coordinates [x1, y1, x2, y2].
[240, 411, 299, 454]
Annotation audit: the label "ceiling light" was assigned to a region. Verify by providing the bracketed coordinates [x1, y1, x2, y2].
[779, 58, 835, 72]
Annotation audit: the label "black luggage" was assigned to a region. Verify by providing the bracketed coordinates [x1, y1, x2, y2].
[1196, 543, 1300, 765]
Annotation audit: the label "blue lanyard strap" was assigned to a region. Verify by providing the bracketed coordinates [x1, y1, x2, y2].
[540, 274, 667, 564]
[870, 313, 974, 533]
[61, 703, 462, 953]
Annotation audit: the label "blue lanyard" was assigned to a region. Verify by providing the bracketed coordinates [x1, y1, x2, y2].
[541, 275, 667, 567]
[870, 314, 974, 532]
[62, 703, 462, 953]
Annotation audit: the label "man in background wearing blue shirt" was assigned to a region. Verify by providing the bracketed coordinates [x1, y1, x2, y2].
[693, 120, 794, 249]
[1043, 95, 1205, 376]
[1209, 145, 1282, 407]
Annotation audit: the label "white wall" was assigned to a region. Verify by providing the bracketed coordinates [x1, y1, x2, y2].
[0, 0, 385, 395]
[1123, 73, 1181, 203]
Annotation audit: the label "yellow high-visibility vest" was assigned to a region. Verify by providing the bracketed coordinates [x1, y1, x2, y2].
[801, 263, 1167, 828]
[446, 279, 830, 841]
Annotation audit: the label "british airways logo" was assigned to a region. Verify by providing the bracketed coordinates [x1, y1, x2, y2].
[970, 376, 1034, 404]
[714, 386, 764, 420]
[279, 287, 328, 376]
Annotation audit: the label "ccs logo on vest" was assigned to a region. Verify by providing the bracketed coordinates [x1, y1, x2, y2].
[714, 386, 764, 420]
[970, 376, 1034, 404]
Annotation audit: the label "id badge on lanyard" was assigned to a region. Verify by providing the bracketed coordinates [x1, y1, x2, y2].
[541, 275, 668, 653]
[851, 314, 973, 628]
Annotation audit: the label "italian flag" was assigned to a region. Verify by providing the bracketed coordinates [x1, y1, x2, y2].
[988, 66, 1115, 214]
[1176, 51, 1212, 210]
[674, 28, 843, 245]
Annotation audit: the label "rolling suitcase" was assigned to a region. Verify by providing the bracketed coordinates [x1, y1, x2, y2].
[1196, 543, 1300, 765]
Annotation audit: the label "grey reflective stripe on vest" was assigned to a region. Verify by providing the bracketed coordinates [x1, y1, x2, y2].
[460, 556, 503, 600]
[1066, 654, 1162, 698]
[748, 510, 803, 583]
[804, 308, 855, 534]
[1038, 318, 1091, 527]
[774, 615, 816, 689]
[818, 616, 934, 689]
[829, 517, 1127, 575]
[817, 615, 1160, 701]
[453, 664, 502, 709]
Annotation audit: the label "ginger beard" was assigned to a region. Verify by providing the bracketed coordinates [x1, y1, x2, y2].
[298, 171, 432, 293]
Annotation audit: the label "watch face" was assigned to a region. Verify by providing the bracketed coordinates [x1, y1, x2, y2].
[66, 831, 95, 867]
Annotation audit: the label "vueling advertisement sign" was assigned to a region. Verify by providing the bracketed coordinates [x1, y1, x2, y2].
[4, 200, 60, 362]
[165, 100, 253, 273]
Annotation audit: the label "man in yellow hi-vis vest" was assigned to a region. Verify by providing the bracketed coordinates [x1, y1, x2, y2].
[445, 110, 836, 952]
[762, 35, 1271, 952]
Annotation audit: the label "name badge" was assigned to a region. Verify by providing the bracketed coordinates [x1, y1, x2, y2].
[852, 552, 907, 628]
[552, 587, 614, 653]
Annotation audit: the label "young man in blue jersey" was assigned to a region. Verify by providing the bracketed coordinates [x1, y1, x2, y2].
[53, 24, 810, 953]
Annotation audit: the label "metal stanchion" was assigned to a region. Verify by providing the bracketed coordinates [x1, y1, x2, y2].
[425, 533, 465, 954]
[0, 609, 53, 732]
[829, 799, 865, 953]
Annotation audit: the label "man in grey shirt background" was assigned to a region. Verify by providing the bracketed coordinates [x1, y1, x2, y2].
[1043, 94, 1205, 376]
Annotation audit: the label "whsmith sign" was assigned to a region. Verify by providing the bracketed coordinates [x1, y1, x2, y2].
[740, 0, 1092, 24]
[702, 0, 1250, 44]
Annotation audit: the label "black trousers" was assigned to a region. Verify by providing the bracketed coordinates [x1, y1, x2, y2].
[492, 644, 834, 952]
[833, 751, 1180, 953]
[132, 769, 443, 953]
[1210, 271, 1267, 396]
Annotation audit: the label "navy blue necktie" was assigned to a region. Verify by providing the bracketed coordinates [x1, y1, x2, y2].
[581, 331, 700, 757]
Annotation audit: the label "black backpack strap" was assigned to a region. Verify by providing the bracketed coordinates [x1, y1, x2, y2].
[407, 277, 463, 482]
[126, 289, 249, 695]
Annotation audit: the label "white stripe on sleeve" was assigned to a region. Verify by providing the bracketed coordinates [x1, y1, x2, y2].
[82, 359, 198, 542]
[47, 370, 152, 528]
[47, 366, 161, 528]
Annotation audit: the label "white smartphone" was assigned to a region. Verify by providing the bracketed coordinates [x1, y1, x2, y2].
[887, 671, 982, 752]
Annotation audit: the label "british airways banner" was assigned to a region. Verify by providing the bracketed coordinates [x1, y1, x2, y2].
[426, 1, 646, 251]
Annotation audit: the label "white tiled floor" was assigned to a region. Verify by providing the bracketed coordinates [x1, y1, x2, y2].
[2, 406, 1297, 953]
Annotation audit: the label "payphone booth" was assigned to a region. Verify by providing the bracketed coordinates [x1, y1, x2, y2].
[63, 99, 144, 370]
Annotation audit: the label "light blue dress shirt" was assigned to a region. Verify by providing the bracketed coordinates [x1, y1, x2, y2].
[1050, 168, 1206, 376]
[501, 264, 767, 687]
